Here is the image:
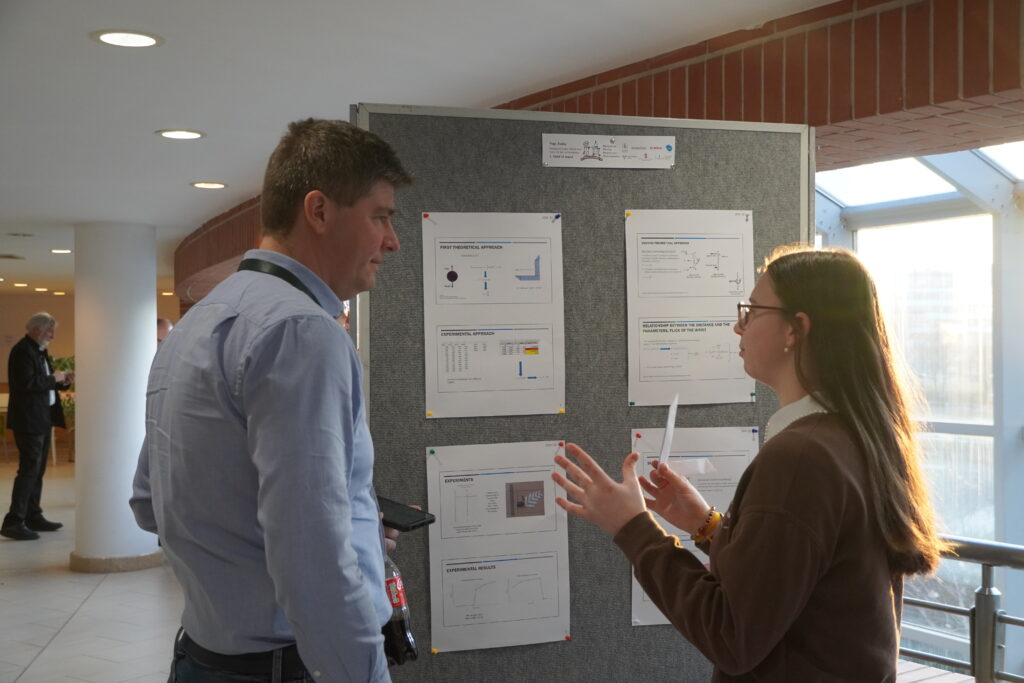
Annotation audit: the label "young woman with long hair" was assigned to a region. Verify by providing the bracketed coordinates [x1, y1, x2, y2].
[553, 245, 947, 681]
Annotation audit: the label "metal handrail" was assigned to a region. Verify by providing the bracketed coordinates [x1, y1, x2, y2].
[943, 535, 1024, 571]
[900, 534, 1024, 683]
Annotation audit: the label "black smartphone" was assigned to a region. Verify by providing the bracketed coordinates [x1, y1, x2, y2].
[378, 496, 435, 532]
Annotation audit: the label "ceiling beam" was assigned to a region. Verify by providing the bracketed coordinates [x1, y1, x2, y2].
[918, 151, 1015, 215]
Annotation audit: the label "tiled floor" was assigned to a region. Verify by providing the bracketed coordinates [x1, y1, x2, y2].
[0, 457, 974, 683]
[0, 459, 182, 683]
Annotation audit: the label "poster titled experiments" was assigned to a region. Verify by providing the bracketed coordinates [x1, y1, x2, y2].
[426, 441, 571, 651]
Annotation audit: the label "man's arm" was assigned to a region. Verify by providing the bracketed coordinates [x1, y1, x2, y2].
[129, 432, 158, 534]
[9, 343, 59, 393]
[243, 315, 389, 683]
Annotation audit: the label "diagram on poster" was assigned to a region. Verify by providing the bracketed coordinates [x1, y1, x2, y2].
[439, 465, 556, 539]
[626, 210, 755, 406]
[627, 426, 758, 626]
[434, 237, 552, 305]
[638, 318, 743, 382]
[636, 233, 746, 298]
[424, 213, 565, 418]
[442, 552, 560, 628]
[427, 441, 570, 652]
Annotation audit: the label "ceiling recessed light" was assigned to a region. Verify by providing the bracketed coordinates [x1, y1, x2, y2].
[51, 248, 72, 254]
[90, 30, 163, 48]
[14, 283, 28, 287]
[191, 182, 226, 190]
[34, 287, 48, 292]
[53, 291, 67, 296]
[157, 129, 205, 140]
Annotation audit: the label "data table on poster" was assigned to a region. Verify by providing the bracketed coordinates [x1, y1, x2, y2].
[423, 213, 565, 418]
[433, 324, 555, 394]
[427, 441, 570, 651]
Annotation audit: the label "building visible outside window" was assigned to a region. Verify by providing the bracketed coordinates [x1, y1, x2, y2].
[857, 214, 994, 649]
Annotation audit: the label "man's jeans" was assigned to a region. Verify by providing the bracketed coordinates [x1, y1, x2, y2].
[4, 430, 51, 525]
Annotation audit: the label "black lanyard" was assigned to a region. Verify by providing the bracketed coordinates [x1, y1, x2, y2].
[237, 258, 321, 308]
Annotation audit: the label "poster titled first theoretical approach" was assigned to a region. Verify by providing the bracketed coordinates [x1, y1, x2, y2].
[422, 212, 566, 418]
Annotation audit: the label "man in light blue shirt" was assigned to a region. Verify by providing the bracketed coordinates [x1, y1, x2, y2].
[131, 119, 411, 682]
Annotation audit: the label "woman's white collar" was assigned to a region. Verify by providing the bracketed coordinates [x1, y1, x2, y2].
[764, 394, 829, 441]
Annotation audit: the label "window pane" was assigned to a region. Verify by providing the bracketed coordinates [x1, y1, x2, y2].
[816, 158, 956, 206]
[978, 140, 1024, 179]
[902, 433, 993, 641]
[917, 433, 994, 540]
[856, 215, 993, 424]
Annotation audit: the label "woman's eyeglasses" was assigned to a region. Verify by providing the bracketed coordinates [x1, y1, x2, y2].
[736, 301, 792, 329]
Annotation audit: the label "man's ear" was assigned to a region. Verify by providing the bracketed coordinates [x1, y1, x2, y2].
[303, 190, 330, 235]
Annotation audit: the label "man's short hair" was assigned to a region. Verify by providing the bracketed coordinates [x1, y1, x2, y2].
[26, 312, 56, 332]
[260, 118, 412, 238]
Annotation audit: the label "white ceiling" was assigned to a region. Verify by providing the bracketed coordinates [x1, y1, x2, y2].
[0, 0, 831, 294]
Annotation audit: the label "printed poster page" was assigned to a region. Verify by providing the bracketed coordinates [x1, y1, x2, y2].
[628, 426, 759, 626]
[542, 133, 676, 169]
[427, 440, 570, 652]
[625, 209, 756, 406]
[423, 212, 566, 418]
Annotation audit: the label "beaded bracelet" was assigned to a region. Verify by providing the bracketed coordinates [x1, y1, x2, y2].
[691, 506, 723, 544]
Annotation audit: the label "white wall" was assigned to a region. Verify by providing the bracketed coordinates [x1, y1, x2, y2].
[156, 294, 180, 324]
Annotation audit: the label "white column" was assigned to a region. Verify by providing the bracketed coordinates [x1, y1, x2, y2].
[71, 222, 161, 571]
[994, 202, 1024, 672]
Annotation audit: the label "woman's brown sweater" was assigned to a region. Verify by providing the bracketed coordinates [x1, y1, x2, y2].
[615, 413, 901, 682]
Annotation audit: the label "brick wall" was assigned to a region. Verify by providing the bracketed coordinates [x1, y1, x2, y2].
[175, 0, 1024, 293]
[496, 0, 1024, 170]
[173, 197, 261, 313]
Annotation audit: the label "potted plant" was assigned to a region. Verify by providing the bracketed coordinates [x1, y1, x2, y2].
[51, 356, 75, 462]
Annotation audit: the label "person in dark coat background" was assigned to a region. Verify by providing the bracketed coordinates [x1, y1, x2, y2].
[2, 312, 73, 541]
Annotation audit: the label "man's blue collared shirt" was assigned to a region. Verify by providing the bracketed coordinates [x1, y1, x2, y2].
[131, 249, 390, 682]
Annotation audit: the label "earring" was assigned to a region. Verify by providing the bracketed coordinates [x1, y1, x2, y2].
[783, 346, 790, 353]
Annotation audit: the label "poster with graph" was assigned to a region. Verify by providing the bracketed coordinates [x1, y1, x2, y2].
[422, 213, 566, 418]
[625, 209, 756, 406]
[426, 440, 570, 651]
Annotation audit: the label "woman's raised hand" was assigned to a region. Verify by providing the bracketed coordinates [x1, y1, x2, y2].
[552, 443, 647, 536]
[638, 460, 712, 534]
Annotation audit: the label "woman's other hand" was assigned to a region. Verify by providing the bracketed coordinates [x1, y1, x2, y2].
[639, 460, 711, 534]
[552, 443, 647, 535]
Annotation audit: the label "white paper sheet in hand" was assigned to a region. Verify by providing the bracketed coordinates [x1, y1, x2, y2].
[676, 458, 716, 475]
[658, 394, 679, 462]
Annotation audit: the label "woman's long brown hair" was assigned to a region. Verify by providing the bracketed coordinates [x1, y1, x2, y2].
[766, 245, 947, 575]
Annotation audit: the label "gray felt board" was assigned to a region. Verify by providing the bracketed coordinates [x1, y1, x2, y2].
[356, 104, 812, 683]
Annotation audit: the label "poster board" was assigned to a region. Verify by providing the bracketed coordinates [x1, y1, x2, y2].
[358, 103, 811, 682]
